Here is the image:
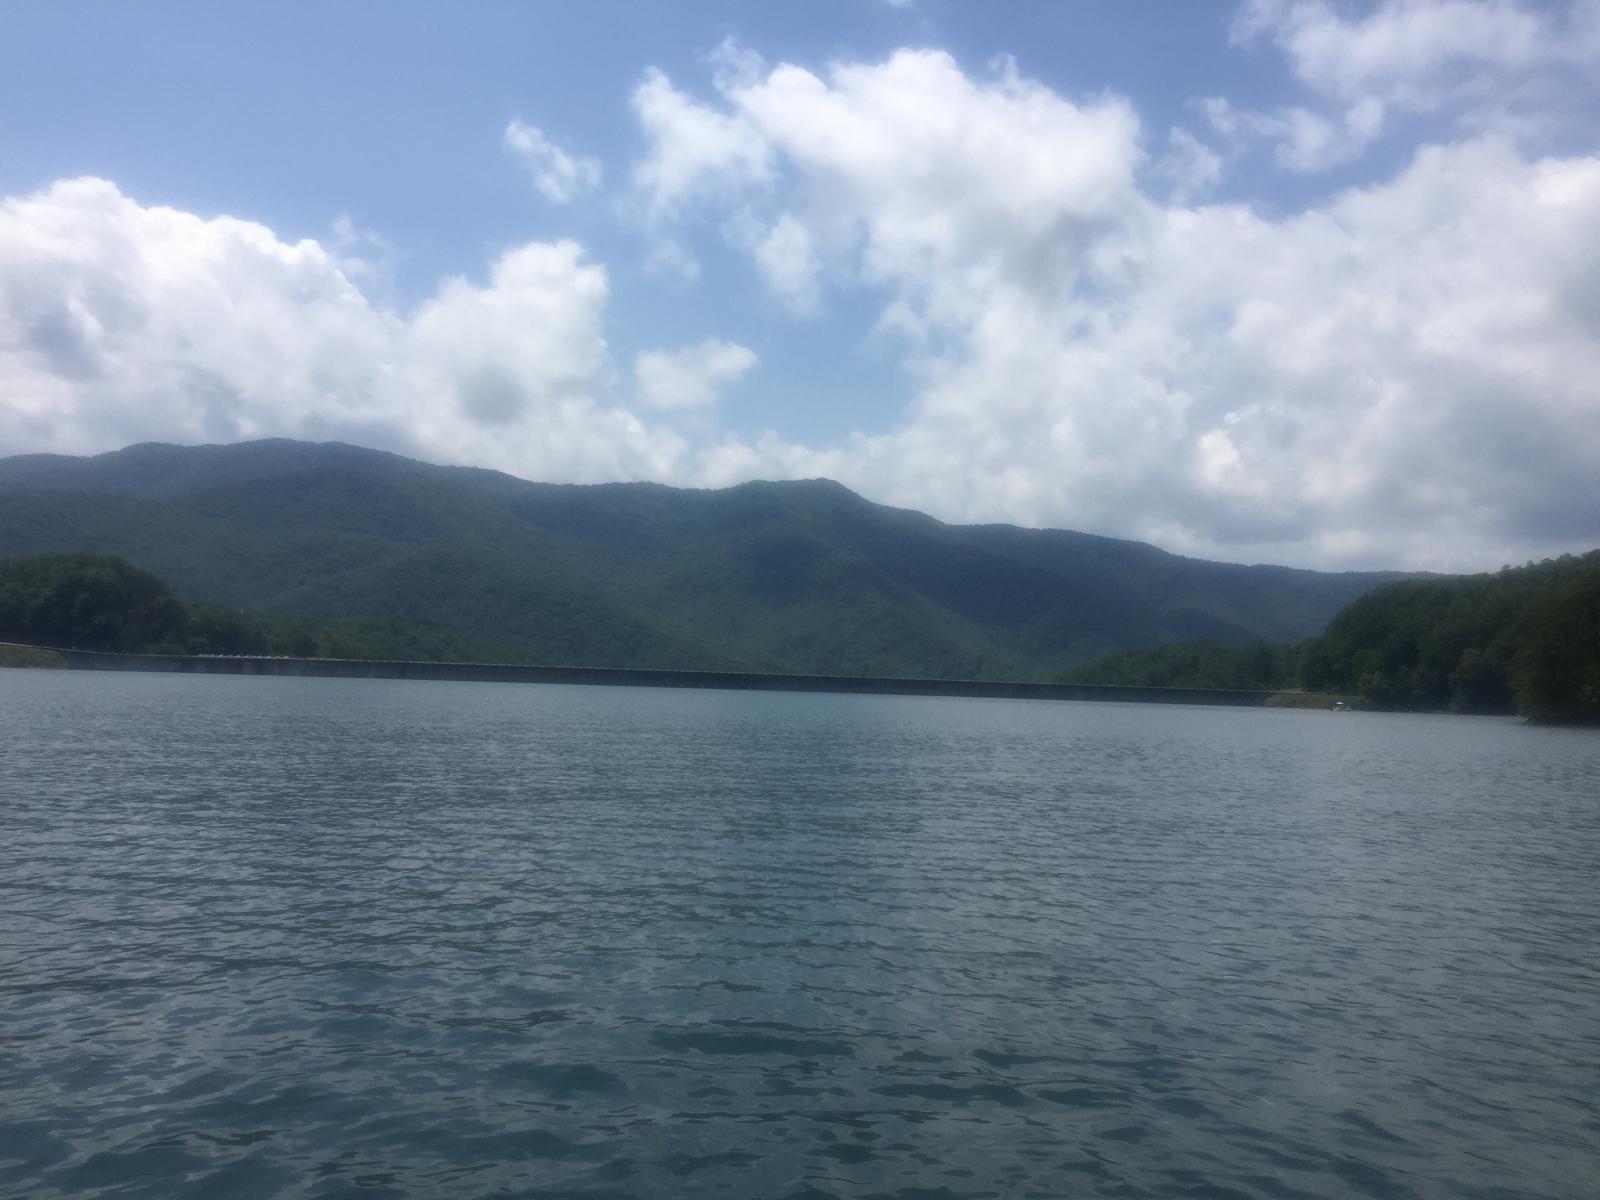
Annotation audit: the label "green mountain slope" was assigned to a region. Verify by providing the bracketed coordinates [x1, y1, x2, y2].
[0, 439, 1408, 678]
[1057, 552, 1600, 723]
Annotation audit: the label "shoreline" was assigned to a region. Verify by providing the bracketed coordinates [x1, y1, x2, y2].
[4, 642, 1282, 708]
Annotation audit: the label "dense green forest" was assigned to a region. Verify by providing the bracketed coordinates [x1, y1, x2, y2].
[1062, 639, 1301, 693]
[0, 551, 498, 662]
[0, 438, 1404, 680]
[7, 547, 1597, 724]
[1302, 553, 1600, 723]
[1062, 553, 1600, 724]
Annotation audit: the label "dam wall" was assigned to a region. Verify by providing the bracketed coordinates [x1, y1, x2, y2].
[22, 645, 1276, 708]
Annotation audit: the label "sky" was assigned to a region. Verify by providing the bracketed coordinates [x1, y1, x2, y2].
[2, 0, 1598, 572]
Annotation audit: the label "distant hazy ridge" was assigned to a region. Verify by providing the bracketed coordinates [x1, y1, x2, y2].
[0, 439, 1406, 680]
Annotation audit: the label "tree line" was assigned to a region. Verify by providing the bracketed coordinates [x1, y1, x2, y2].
[5, 548, 1597, 724]
[1060, 551, 1600, 724]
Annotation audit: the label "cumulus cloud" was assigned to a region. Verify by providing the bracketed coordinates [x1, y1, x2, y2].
[6, 30, 1599, 573]
[503, 119, 602, 204]
[634, 49, 1141, 331]
[1220, 0, 1600, 171]
[0, 177, 685, 481]
[1235, 0, 1556, 101]
[740, 212, 822, 314]
[628, 45, 1600, 570]
[630, 67, 774, 221]
[635, 339, 758, 411]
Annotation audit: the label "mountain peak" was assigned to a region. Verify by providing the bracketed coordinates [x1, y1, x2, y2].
[0, 437, 1415, 677]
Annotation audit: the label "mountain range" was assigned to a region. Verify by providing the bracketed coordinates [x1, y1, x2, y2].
[0, 439, 1409, 679]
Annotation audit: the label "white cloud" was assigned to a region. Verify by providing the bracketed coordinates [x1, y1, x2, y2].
[633, 48, 1141, 325]
[630, 67, 774, 221]
[641, 235, 701, 282]
[1235, 0, 1552, 102]
[1203, 95, 1386, 172]
[503, 119, 602, 204]
[328, 214, 400, 289]
[635, 339, 757, 411]
[0, 177, 685, 482]
[629, 48, 1600, 570]
[1158, 127, 1226, 201]
[748, 213, 821, 314]
[1223, 0, 1600, 171]
[6, 36, 1599, 574]
[705, 36, 767, 93]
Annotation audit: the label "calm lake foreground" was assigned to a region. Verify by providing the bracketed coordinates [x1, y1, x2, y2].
[3, 670, 1598, 1199]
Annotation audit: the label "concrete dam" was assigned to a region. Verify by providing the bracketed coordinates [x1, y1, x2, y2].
[25, 646, 1278, 708]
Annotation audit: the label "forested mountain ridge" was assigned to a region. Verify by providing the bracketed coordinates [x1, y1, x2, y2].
[0, 439, 1410, 679]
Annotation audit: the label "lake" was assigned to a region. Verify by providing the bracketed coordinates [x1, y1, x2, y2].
[2, 670, 1597, 1199]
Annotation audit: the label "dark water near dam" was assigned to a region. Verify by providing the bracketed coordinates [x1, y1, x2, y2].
[3, 670, 1598, 1199]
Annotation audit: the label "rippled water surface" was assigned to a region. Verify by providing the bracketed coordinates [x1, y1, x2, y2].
[3, 670, 1599, 1199]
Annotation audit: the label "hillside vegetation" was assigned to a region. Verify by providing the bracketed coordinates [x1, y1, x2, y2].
[0, 550, 495, 662]
[1062, 553, 1600, 724]
[8, 545, 1595, 724]
[0, 439, 1404, 679]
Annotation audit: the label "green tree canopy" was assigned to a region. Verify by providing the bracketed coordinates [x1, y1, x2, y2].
[0, 551, 185, 651]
